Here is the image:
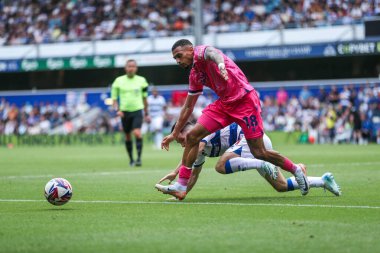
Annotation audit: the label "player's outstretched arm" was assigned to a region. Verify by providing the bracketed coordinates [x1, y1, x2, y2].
[186, 141, 206, 194]
[186, 166, 202, 194]
[204, 47, 228, 81]
[157, 161, 181, 184]
[161, 94, 199, 150]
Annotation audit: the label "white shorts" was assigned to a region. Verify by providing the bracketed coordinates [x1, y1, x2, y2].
[225, 134, 273, 158]
[149, 116, 164, 132]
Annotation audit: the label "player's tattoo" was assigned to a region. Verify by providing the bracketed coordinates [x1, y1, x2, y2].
[205, 47, 229, 81]
[204, 47, 224, 65]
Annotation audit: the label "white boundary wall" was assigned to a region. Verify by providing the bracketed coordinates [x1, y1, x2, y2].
[0, 25, 363, 60]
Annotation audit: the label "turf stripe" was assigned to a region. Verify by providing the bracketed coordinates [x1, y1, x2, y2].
[0, 199, 379, 210]
[1, 161, 380, 180]
[0, 170, 165, 179]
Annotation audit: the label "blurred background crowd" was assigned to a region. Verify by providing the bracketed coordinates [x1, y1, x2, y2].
[1, 83, 379, 144]
[1, 0, 379, 45]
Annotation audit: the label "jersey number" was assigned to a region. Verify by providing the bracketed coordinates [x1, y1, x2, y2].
[243, 116, 257, 129]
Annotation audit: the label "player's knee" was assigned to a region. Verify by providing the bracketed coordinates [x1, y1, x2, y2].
[215, 159, 226, 174]
[186, 132, 202, 147]
[274, 186, 287, 192]
[252, 149, 267, 160]
[133, 129, 142, 138]
[273, 182, 288, 192]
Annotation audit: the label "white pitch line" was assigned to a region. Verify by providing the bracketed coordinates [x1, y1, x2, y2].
[307, 161, 380, 168]
[0, 199, 379, 210]
[0, 169, 166, 179]
[1, 161, 380, 180]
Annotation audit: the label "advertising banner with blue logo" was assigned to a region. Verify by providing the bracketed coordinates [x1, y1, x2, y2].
[222, 40, 380, 61]
[0, 40, 379, 72]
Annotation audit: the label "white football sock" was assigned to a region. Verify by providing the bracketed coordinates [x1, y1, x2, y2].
[154, 132, 163, 149]
[287, 176, 324, 191]
[225, 157, 264, 174]
[308, 177, 324, 188]
[172, 182, 187, 192]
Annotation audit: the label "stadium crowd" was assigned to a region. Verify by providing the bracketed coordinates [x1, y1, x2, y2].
[260, 83, 380, 144]
[0, 98, 111, 135]
[1, 84, 380, 144]
[1, 0, 379, 45]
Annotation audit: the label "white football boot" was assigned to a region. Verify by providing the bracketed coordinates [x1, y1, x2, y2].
[322, 172, 342, 196]
[294, 163, 310, 196]
[155, 182, 187, 200]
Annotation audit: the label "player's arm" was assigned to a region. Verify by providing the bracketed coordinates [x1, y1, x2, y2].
[204, 47, 228, 81]
[143, 97, 150, 122]
[112, 100, 119, 111]
[186, 141, 207, 193]
[111, 80, 118, 110]
[111, 80, 123, 117]
[158, 160, 182, 184]
[161, 94, 199, 150]
[142, 81, 150, 121]
[157, 141, 205, 188]
[186, 167, 202, 194]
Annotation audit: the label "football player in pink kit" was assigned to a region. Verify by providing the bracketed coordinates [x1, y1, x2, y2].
[161, 39, 309, 197]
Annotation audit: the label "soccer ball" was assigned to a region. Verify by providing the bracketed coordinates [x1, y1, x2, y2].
[44, 178, 73, 206]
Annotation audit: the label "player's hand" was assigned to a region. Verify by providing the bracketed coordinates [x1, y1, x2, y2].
[117, 111, 124, 118]
[218, 63, 229, 81]
[158, 171, 178, 184]
[145, 115, 151, 123]
[161, 134, 175, 151]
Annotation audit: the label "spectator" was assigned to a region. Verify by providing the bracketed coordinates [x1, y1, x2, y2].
[328, 85, 340, 105]
[339, 85, 351, 110]
[1, 83, 379, 145]
[1, 0, 378, 45]
[317, 86, 328, 104]
[299, 86, 312, 107]
[276, 87, 288, 107]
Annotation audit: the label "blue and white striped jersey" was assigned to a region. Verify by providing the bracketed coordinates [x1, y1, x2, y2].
[193, 123, 244, 168]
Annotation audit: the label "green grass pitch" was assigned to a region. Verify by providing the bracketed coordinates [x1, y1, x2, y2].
[1, 135, 380, 253]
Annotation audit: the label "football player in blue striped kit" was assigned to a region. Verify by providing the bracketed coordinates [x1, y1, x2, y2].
[155, 122, 341, 200]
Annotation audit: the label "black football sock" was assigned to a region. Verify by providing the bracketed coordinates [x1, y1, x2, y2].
[125, 140, 134, 163]
[136, 138, 143, 162]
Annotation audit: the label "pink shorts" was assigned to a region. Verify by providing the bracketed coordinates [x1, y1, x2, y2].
[198, 91, 264, 139]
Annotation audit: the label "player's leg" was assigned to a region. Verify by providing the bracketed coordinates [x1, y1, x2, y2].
[245, 138, 309, 195]
[162, 101, 230, 200]
[121, 112, 134, 166]
[156, 141, 208, 200]
[155, 166, 203, 201]
[216, 152, 278, 180]
[176, 123, 211, 188]
[215, 138, 278, 180]
[257, 162, 341, 196]
[177, 102, 231, 190]
[131, 110, 144, 166]
[233, 91, 309, 195]
[153, 116, 164, 149]
[286, 172, 341, 196]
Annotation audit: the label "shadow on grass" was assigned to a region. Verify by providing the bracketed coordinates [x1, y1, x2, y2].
[185, 195, 334, 203]
[42, 208, 76, 211]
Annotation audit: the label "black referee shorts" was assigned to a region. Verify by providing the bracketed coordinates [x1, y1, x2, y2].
[120, 110, 143, 133]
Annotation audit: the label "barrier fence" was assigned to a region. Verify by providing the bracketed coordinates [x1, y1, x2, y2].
[0, 133, 125, 147]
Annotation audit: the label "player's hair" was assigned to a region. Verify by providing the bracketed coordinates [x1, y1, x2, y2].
[126, 59, 137, 65]
[171, 121, 194, 134]
[172, 39, 193, 51]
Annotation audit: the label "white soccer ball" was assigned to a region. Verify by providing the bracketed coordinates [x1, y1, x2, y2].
[44, 178, 73, 206]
